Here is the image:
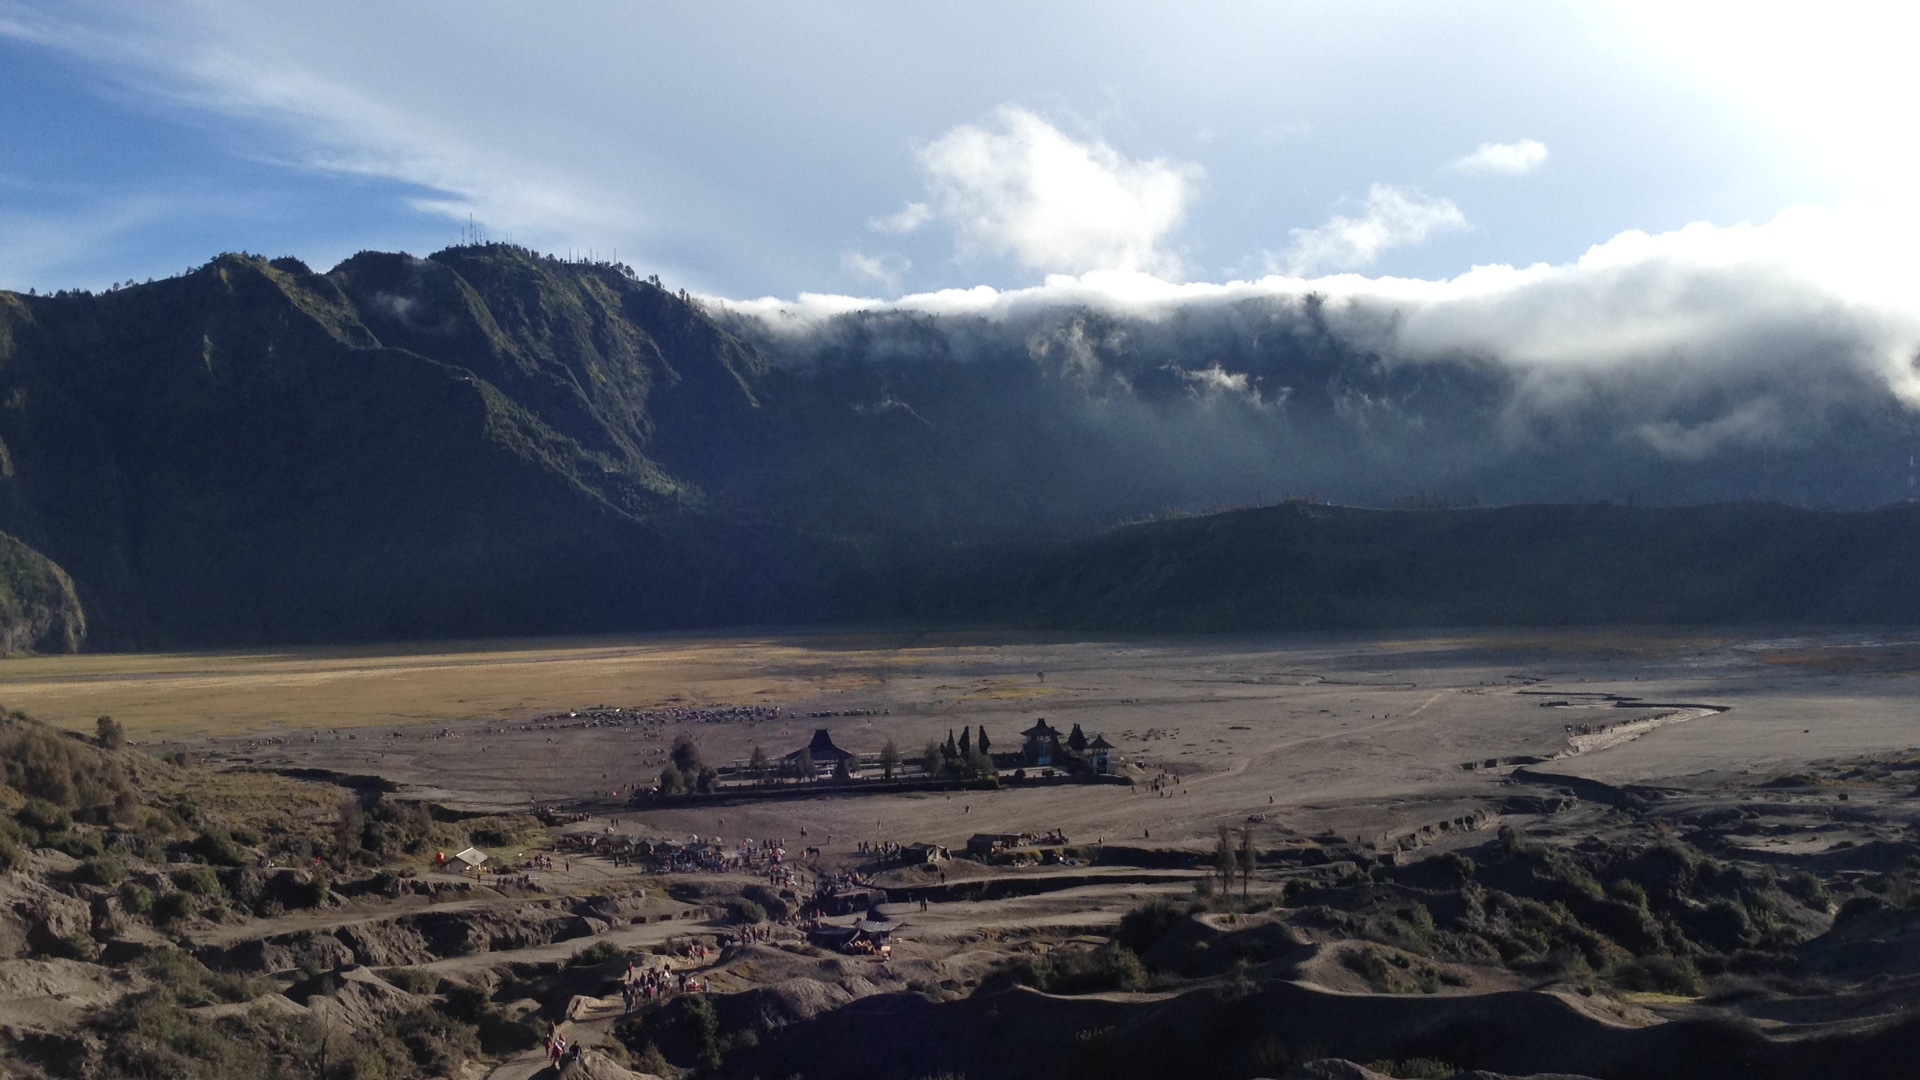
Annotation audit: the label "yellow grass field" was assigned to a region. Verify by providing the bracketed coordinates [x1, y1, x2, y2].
[0, 631, 964, 737]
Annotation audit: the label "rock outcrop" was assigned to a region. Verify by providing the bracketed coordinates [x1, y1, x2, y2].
[0, 530, 83, 655]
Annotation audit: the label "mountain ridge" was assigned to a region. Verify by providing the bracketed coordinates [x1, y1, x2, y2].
[5, 245, 1920, 650]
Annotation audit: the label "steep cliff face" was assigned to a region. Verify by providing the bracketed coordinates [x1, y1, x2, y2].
[0, 529, 83, 654]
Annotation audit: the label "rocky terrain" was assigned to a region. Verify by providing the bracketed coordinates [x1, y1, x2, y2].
[5, 630, 1920, 1077]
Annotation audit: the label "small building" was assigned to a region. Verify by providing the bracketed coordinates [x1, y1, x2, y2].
[966, 832, 1030, 857]
[1087, 733, 1115, 774]
[1020, 719, 1064, 766]
[786, 728, 857, 776]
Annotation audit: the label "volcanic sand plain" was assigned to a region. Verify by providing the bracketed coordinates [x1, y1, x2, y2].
[12, 626, 1920, 861]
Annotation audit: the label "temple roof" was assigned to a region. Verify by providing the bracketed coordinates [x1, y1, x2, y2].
[1088, 733, 1114, 750]
[1020, 719, 1061, 738]
[786, 727, 854, 760]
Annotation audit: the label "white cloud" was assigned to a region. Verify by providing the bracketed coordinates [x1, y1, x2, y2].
[911, 106, 1203, 276]
[1280, 184, 1466, 275]
[1449, 138, 1549, 175]
[717, 201, 1920, 459]
[869, 202, 932, 234]
[840, 250, 909, 292]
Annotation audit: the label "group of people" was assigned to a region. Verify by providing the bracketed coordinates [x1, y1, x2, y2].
[856, 839, 910, 860]
[620, 959, 705, 1013]
[1145, 770, 1183, 797]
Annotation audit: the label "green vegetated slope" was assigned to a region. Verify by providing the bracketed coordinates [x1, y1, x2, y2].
[0, 528, 84, 654]
[966, 500, 1920, 631]
[0, 249, 853, 648]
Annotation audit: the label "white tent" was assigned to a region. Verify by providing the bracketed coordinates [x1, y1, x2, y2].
[453, 846, 488, 868]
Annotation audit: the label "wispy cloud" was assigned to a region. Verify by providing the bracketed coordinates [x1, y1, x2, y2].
[840, 250, 910, 292]
[1449, 138, 1549, 175]
[869, 202, 931, 235]
[1279, 184, 1466, 275]
[908, 106, 1203, 276]
[0, 3, 636, 257]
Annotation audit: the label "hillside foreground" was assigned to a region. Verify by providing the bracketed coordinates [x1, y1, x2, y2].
[7, 628, 1920, 1078]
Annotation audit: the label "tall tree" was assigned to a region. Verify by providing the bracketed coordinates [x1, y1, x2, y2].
[797, 747, 814, 782]
[1238, 826, 1255, 899]
[671, 735, 702, 774]
[922, 741, 942, 778]
[749, 745, 769, 782]
[1214, 824, 1236, 890]
[880, 739, 900, 780]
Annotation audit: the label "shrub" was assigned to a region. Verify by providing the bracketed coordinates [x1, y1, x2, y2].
[291, 872, 330, 909]
[1608, 878, 1649, 909]
[0, 713, 140, 818]
[95, 716, 126, 751]
[152, 892, 192, 925]
[383, 967, 443, 995]
[735, 899, 767, 924]
[172, 865, 223, 896]
[1117, 898, 1184, 955]
[74, 855, 126, 886]
[189, 827, 246, 867]
[47, 827, 104, 859]
[1608, 954, 1704, 996]
[1787, 870, 1832, 909]
[387, 1006, 480, 1076]
[681, 993, 725, 1072]
[18, 797, 69, 834]
[569, 940, 620, 967]
[1016, 941, 1148, 995]
[0, 836, 22, 872]
[119, 882, 154, 915]
[1367, 1058, 1458, 1079]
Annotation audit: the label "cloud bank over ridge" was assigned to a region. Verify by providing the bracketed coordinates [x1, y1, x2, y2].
[718, 198, 1920, 509]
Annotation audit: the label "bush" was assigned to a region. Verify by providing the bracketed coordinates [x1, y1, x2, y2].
[1014, 940, 1148, 995]
[18, 797, 69, 834]
[74, 855, 126, 886]
[47, 827, 104, 859]
[152, 892, 192, 925]
[172, 865, 222, 896]
[189, 827, 247, 867]
[0, 837, 23, 872]
[1607, 954, 1704, 996]
[681, 993, 725, 1072]
[569, 940, 621, 967]
[96, 716, 126, 751]
[1367, 1058, 1458, 1079]
[1117, 898, 1184, 955]
[387, 1006, 480, 1076]
[0, 713, 140, 819]
[119, 882, 155, 915]
[383, 967, 443, 995]
[735, 899, 767, 924]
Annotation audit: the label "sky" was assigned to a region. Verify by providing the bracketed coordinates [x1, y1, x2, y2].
[0, 0, 1902, 301]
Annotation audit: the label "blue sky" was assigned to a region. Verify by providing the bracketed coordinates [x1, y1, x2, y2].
[0, 0, 1895, 301]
